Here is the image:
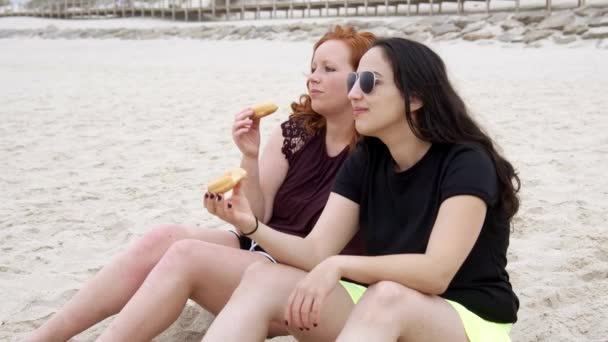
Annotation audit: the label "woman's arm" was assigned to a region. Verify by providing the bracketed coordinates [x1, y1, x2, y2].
[207, 191, 360, 271]
[331, 195, 487, 295]
[246, 193, 360, 270]
[240, 125, 288, 223]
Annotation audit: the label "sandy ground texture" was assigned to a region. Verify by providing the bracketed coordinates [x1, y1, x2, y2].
[0, 24, 607, 342]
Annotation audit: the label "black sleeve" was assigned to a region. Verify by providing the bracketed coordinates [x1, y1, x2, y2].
[440, 146, 499, 206]
[331, 145, 367, 204]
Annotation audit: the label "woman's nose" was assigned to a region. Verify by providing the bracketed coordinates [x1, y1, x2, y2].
[347, 82, 362, 100]
[308, 70, 320, 84]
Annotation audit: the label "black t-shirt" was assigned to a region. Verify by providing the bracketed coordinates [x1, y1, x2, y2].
[332, 138, 519, 323]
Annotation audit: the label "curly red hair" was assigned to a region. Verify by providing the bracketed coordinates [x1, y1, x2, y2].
[289, 25, 376, 147]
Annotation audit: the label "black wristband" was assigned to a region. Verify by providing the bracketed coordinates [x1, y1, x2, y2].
[242, 215, 259, 236]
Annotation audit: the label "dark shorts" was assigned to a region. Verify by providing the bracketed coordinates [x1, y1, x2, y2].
[228, 230, 277, 263]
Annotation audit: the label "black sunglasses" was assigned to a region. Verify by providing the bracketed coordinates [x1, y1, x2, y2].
[346, 71, 379, 95]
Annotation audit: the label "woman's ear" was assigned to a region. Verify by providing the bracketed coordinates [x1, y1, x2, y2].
[409, 96, 423, 112]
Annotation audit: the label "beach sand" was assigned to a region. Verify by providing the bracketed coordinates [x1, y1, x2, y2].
[1, 19, 607, 341]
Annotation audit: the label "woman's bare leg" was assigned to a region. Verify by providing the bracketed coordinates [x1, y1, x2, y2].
[336, 281, 468, 342]
[28, 224, 239, 342]
[202, 262, 356, 342]
[95, 240, 287, 342]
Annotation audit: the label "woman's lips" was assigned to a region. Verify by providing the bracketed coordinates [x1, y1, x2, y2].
[353, 106, 368, 117]
[309, 89, 323, 96]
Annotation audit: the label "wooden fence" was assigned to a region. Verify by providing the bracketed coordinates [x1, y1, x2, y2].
[0, 0, 597, 20]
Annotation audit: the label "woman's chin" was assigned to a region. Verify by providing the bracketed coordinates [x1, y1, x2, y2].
[354, 121, 372, 136]
[311, 103, 325, 116]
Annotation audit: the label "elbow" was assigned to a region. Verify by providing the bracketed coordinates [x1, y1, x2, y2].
[436, 271, 453, 294]
[427, 281, 449, 295]
[422, 255, 456, 295]
[427, 272, 453, 295]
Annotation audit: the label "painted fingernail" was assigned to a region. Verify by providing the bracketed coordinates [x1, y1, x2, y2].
[284, 320, 288, 326]
[305, 328, 310, 331]
[204, 194, 209, 199]
[299, 328, 303, 331]
[228, 204, 232, 209]
[217, 195, 222, 201]
[210, 194, 215, 199]
[313, 323, 318, 327]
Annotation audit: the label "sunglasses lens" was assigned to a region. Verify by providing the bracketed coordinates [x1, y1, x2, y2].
[346, 73, 357, 93]
[360, 71, 375, 94]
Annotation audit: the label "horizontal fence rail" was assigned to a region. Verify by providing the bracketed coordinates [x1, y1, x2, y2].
[0, 0, 603, 20]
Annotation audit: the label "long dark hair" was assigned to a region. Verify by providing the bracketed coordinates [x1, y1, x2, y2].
[373, 38, 520, 220]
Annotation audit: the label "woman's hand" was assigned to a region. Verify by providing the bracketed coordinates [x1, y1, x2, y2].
[285, 257, 343, 330]
[232, 108, 261, 158]
[204, 182, 257, 234]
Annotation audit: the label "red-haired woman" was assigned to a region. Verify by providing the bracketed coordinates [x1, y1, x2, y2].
[29, 26, 375, 342]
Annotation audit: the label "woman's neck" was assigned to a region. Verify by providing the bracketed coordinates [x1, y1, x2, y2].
[380, 123, 432, 172]
[324, 110, 356, 156]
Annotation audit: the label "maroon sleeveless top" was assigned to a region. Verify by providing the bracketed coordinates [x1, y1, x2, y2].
[266, 118, 364, 255]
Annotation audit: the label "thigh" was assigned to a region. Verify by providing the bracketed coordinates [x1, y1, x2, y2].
[236, 262, 356, 342]
[173, 224, 240, 248]
[150, 230, 287, 336]
[400, 295, 467, 342]
[174, 240, 271, 314]
[367, 286, 466, 342]
[129, 224, 240, 263]
[341, 281, 467, 342]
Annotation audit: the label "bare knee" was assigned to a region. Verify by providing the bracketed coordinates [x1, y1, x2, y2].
[356, 281, 422, 323]
[231, 262, 287, 325]
[366, 281, 410, 304]
[158, 239, 211, 272]
[110, 224, 192, 282]
[238, 261, 276, 291]
[231, 262, 284, 306]
[128, 224, 190, 259]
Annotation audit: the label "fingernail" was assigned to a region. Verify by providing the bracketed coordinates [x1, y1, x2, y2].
[284, 320, 288, 326]
[313, 323, 318, 327]
[217, 195, 222, 201]
[305, 328, 310, 331]
[209, 194, 215, 199]
[204, 194, 209, 199]
[299, 328, 303, 331]
[228, 204, 232, 209]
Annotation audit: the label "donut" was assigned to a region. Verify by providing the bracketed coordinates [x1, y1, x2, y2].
[207, 168, 247, 194]
[251, 102, 278, 119]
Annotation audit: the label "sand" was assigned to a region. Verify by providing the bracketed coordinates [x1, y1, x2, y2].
[0, 18, 607, 341]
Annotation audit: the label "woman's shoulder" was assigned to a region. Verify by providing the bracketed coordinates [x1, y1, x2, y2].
[280, 116, 318, 160]
[442, 143, 494, 166]
[439, 143, 498, 186]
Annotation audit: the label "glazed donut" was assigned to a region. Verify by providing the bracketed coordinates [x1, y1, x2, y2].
[251, 102, 278, 119]
[207, 168, 247, 194]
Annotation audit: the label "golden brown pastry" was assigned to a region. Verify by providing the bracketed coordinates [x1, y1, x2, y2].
[251, 102, 278, 119]
[207, 168, 247, 194]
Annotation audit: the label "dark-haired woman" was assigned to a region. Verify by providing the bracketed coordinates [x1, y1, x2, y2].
[202, 37, 520, 342]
